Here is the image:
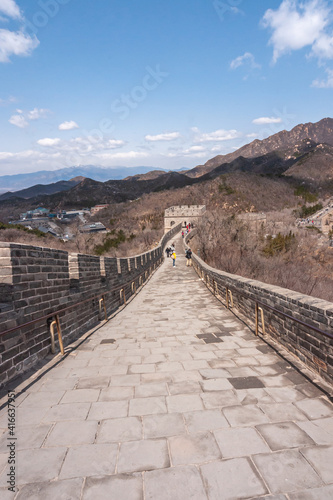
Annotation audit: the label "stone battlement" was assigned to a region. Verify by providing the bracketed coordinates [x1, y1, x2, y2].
[0, 223, 181, 386]
[164, 205, 206, 233]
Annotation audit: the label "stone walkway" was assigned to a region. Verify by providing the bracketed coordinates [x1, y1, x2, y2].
[1, 235, 333, 499]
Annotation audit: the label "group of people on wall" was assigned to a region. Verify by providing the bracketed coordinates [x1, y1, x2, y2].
[165, 240, 192, 268]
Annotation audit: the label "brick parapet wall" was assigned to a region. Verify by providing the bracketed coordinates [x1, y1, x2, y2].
[185, 232, 333, 385]
[0, 222, 181, 386]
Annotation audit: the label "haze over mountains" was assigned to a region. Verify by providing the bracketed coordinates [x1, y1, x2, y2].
[0, 118, 332, 208]
[0, 166, 165, 194]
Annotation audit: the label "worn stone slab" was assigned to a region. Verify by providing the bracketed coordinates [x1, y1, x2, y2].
[201, 378, 233, 391]
[297, 420, 333, 445]
[214, 427, 271, 458]
[0, 424, 51, 452]
[99, 386, 134, 401]
[45, 421, 98, 447]
[42, 402, 90, 422]
[76, 376, 110, 389]
[117, 439, 170, 473]
[167, 381, 201, 395]
[201, 390, 239, 409]
[184, 409, 229, 433]
[97, 416, 142, 443]
[166, 394, 204, 413]
[135, 383, 168, 397]
[0, 448, 67, 486]
[143, 413, 186, 438]
[144, 465, 208, 500]
[258, 403, 309, 422]
[61, 389, 100, 404]
[200, 457, 268, 499]
[87, 400, 128, 420]
[168, 432, 221, 465]
[60, 443, 118, 479]
[82, 474, 143, 500]
[16, 478, 83, 500]
[18, 391, 65, 408]
[256, 421, 315, 451]
[253, 450, 323, 494]
[288, 484, 333, 499]
[300, 445, 333, 483]
[129, 396, 167, 416]
[295, 398, 333, 420]
[223, 404, 269, 427]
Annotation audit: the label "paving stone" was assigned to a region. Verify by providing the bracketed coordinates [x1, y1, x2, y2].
[166, 394, 204, 413]
[129, 396, 167, 416]
[259, 375, 294, 387]
[82, 474, 143, 500]
[184, 409, 229, 433]
[167, 381, 201, 395]
[169, 432, 221, 465]
[201, 378, 234, 391]
[99, 386, 134, 401]
[214, 427, 271, 458]
[200, 457, 268, 499]
[88, 400, 128, 420]
[252, 450, 323, 494]
[110, 375, 141, 386]
[297, 420, 333, 445]
[129, 364, 156, 374]
[311, 417, 333, 435]
[0, 424, 51, 452]
[144, 465, 207, 500]
[201, 390, 239, 409]
[135, 383, 168, 397]
[16, 478, 83, 500]
[42, 402, 90, 422]
[265, 387, 306, 403]
[117, 439, 169, 473]
[199, 368, 230, 379]
[236, 388, 274, 405]
[223, 404, 269, 427]
[45, 421, 98, 447]
[256, 421, 315, 451]
[76, 377, 110, 389]
[0, 448, 67, 486]
[295, 398, 333, 420]
[143, 413, 186, 438]
[18, 391, 65, 408]
[258, 403, 309, 422]
[61, 389, 100, 404]
[228, 376, 265, 390]
[182, 360, 210, 370]
[97, 416, 142, 443]
[300, 445, 333, 483]
[288, 484, 333, 499]
[60, 443, 118, 479]
[208, 359, 237, 368]
[39, 378, 78, 392]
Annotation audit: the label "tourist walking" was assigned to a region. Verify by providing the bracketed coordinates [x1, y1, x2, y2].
[171, 250, 176, 267]
[185, 247, 192, 266]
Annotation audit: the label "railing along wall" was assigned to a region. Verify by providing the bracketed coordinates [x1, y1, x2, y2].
[0, 223, 182, 386]
[185, 230, 333, 385]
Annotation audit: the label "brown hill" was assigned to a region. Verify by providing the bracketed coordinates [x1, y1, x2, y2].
[187, 117, 333, 177]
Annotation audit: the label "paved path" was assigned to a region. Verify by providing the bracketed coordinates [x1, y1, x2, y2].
[1, 235, 333, 499]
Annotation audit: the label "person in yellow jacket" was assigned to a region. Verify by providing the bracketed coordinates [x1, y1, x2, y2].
[171, 251, 176, 267]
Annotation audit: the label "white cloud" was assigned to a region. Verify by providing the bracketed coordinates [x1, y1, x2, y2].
[59, 120, 79, 131]
[194, 128, 242, 142]
[0, 29, 39, 63]
[0, 2, 39, 63]
[37, 138, 61, 147]
[0, 0, 22, 20]
[98, 151, 148, 160]
[27, 108, 50, 120]
[0, 95, 16, 106]
[252, 117, 283, 124]
[246, 133, 258, 138]
[9, 108, 50, 128]
[9, 114, 28, 128]
[262, 0, 332, 63]
[145, 132, 181, 142]
[230, 52, 261, 70]
[312, 67, 333, 87]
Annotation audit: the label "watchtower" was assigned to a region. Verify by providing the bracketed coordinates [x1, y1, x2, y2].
[164, 205, 206, 233]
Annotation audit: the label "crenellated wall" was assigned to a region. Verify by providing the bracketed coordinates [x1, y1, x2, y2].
[185, 231, 333, 385]
[0, 223, 181, 386]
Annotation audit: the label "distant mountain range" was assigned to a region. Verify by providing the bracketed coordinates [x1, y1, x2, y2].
[0, 165, 166, 194]
[0, 118, 332, 212]
[187, 117, 333, 177]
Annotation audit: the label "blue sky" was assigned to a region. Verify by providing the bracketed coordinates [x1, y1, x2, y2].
[0, 0, 332, 175]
